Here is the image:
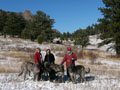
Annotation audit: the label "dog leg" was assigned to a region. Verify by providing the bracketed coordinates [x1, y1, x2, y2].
[72, 74, 77, 84]
[24, 71, 27, 80]
[28, 71, 31, 76]
[33, 73, 37, 81]
[81, 71, 85, 83]
[74, 74, 77, 84]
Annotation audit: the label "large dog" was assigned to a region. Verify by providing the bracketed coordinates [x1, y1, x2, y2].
[50, 64, 64, 83]
[42, 62, 64, 82]
[18, 61, 42, 81]
[68, 64, 90, 84]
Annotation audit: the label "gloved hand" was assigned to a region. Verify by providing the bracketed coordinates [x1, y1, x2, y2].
[72, 58, 74, 61]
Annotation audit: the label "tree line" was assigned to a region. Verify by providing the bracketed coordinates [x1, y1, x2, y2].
[60, 24, 101, 48]
[0, 10, 60, 43]
[0, 9, 95, 47]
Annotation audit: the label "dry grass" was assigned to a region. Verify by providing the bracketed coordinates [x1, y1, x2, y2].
[0, 67, 20, 73]
[87, 51, 98, 64]
[72, 49, 99, 61]
[1, 51, 34, 62]
[56, 52, 65, 57]
[0, 51, 34, 73]
[0, 63, 21, 73]
[77, 58, 120, 78]
[76, 50, 84, 59]
[50, 44, 66, 52]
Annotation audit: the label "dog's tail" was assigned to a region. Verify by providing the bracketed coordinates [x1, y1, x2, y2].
[85, 67, 90, 74]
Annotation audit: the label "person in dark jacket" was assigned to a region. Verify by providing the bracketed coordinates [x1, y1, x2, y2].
[61, 47, 77, 81]
[44, 49, 55, 82]
[44, 49, 55, 66]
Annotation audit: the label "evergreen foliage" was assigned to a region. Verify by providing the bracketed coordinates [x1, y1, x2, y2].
[98, 0, 120, 55]
[73, 29, 89, 48]
[3, 12, 26, 37]
[22, 10, 54, 42]
[0, 9, 7, 35]
[37, 34, 44, 44]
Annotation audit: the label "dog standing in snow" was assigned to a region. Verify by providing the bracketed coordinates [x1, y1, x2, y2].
[68, 64, 90, 84]
[18, 61, 42, 81]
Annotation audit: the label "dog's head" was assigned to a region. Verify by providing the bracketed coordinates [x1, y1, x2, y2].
[44, 62, 49, 68]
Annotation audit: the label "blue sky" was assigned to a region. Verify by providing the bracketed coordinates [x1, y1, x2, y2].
[0, 0, 104, 33]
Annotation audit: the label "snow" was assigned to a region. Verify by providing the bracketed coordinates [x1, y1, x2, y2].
[0, 36, 51, 51]
[87, 35, 116, 55]
[89, 36, 103, 45]
[0, 73, 119, 90]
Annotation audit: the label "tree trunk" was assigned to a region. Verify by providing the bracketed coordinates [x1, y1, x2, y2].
[116, 47, 120, 57]
[115, 41, 120, 57]
[4, 34, 6, 38]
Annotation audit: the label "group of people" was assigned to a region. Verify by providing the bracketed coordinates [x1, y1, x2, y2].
[34, 47, 77, 81]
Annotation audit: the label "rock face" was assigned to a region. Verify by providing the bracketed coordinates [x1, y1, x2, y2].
[23, 10, 33, 21]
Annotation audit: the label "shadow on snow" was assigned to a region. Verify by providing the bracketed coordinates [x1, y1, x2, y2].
[41, 75, 95, 83]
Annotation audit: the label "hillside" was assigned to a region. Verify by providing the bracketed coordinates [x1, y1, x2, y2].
[0, 36, 120, 90]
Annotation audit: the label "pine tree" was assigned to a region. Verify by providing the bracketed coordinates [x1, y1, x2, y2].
[98, 0, 120, 55]
[22, 10, 54, 41]
[0, 9, 7, 35]
[3, 12, 25, 37]
[73, 29, 89, 48]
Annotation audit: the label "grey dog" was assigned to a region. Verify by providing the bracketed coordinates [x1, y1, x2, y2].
[43, 62, 64, 82]
[18, 61, 41, 81]
[68, 64, 90, 84]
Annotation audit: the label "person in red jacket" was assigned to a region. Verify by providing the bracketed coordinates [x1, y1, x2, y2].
[34, 48, 42, 81]
[61, 47, 77, 80]
[34, 48, 42, 66]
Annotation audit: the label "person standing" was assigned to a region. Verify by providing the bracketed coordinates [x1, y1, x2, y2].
[44, 49, 55, 66]
[44, 49, 55, 82]
[61, 47, 77, 81]
[34, 48, 42, 81]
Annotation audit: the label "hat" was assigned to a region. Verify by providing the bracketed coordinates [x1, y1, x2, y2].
[67, 47, 71, 51]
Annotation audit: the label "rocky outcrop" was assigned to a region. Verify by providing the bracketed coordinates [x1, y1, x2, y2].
[23, 10, 33, 21]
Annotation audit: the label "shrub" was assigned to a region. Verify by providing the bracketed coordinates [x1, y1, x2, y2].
[37, 35, 44, 44]
[87, 51, 98, 64]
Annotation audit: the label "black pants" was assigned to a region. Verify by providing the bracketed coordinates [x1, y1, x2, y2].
[49, 69, 56, 82]
[38, 72, 41, 81]
[67, 68, 70, 78]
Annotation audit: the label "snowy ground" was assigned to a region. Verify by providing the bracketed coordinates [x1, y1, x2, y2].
[0, 73, 119, 90]
[0, 36, 120, 90]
